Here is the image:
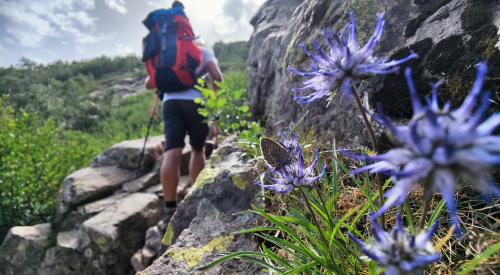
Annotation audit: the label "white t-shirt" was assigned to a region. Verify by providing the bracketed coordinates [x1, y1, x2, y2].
[162, 47, 218, 102]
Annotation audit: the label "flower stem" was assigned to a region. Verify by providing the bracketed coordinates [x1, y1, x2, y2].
[350, 86, 386, 229]
[417, 199, 431, 233]
[299, 187, 338, 271]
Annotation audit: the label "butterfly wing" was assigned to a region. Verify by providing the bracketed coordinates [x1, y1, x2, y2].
[260, 138, 293, 168]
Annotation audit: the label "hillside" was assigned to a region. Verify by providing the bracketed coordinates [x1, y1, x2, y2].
[213, 41, 248, 73]
[0, 47, 249, 242]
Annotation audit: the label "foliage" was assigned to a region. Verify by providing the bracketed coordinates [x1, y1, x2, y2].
[195, 70, 251, 134]
[0, 55, 144, 128]
[97, 89, 164, 140]
[0, 96, 110, 241]
[194, 70, 266, 159]
[213, 41, 248, 73]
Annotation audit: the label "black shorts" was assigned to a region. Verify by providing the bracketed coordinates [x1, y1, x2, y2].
[163, 99, 209, 151]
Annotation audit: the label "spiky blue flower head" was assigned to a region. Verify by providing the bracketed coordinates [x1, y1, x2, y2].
[255, 146, 325, 194]
[348, 213, 440, 275]
[276, 127, 300, 155]
[342, 62, 500, 236]
[287, 11, 418, 104]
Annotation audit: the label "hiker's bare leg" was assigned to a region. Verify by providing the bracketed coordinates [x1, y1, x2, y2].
[189, 146, 205, 185]
[161, 147, 183, 202]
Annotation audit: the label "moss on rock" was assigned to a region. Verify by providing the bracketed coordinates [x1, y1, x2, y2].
[187, 167, 219, 197]
[167, 235, 234, 270]
[161, 223, 174, 246]
[405, 0, 452, 38]
[371, 38, 435, 119]
[231, 175, 247, 190]
[461, 5, 492, 32]
[425, 35, 465, 73]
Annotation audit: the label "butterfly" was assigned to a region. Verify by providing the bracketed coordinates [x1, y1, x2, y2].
[260, 137, 295, 169]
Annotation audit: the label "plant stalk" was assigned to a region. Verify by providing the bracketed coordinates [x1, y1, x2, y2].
[350, 86, 386, 229]
[299, 187, 338, 271]
[417, 199, 431, 233]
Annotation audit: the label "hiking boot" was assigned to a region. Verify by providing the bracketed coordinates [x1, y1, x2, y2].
[157, 206, 176, 231]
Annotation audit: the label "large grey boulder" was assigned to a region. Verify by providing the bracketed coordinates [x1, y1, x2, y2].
[90, 135, 165, 170]
[56, 166, 136, 220]
[36, 193, 163, 275]
[138, 137, 265, 274]
[247, 0, 500, 145]
[0, 223, 51, 275]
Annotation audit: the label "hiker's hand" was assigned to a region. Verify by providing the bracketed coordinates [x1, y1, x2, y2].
[145, 76, 155, 90]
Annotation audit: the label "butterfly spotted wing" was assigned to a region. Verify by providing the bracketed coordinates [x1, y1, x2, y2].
[260, 138, 294, 169]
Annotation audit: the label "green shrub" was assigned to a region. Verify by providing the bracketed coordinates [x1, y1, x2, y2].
[0, 96, 109, 241]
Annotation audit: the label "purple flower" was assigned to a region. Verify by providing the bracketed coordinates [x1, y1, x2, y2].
[276, 127, 300, 155]
[348, 213, 440, 275]
[287, 11, 418, 104]
[255, 146, 325, 194]
[342, 62, 500, 236]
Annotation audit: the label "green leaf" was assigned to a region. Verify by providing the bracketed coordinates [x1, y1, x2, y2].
[427, 199, 446, 230]
[234, 89, 243, 99]
[197, 251, 270, 271]
[404, 199, 415, 235]
[238, 106, 249, 112]
[207, 99, 216, 109]
[194, 98, 202, 104]
[262, 243, 293, 269]
[198, 109, 208, 117]
[291, 110, 309, 131]
[458, 241, 500, 275]
[216, 99, 227, 108]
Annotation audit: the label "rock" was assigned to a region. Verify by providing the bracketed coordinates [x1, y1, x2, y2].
[247, 0, 500, 146]
[144, 175, 191, 202]
[176, 175, 192, 202]
[56, 166, 136, 220]
[144, 226, 163, 252]
[75, 193, 163, 274]
[131, 250, 146, 272]
[90, 135, 165, 171]
[0, 223, 51, 275]
[77, 193, 129, 220]
[122, 156, 162, 193]
[57, 230, 79, 250]
[140, 137, 265, 274]
[141, 246, 157, 266]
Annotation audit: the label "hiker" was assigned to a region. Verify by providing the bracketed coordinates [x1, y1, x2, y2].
[142, 1, 223, 231]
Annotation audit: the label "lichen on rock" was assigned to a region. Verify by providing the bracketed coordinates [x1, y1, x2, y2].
[187, 167, 219, 197]
[167, 236, 234, 270]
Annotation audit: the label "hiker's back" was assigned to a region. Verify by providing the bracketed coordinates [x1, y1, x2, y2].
[142, 5, 201, 93]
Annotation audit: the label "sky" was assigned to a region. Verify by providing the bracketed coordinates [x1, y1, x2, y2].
[0, 0, 267, 67]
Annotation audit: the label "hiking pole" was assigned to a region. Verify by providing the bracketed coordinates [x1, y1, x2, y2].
[137, 93, 159, 175]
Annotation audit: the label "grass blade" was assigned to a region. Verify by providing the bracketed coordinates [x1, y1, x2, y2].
[457, 241, 500, 275]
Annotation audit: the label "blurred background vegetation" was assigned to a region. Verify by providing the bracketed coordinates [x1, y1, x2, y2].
[0, 40, 250, 240]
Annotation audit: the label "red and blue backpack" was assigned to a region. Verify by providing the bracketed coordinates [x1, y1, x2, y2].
[142, 7, 201, 93]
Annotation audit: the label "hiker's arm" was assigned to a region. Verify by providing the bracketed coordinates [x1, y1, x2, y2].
[145, 76, 155, 90]
[206, 61, 223, 83]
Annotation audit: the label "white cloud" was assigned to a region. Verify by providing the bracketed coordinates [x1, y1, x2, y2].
[0, 0, 100, 47]
[75, 45, 85, 54]
[0, 42, 4, 52]
[69, 11, 96, 28]
[45, 49, 57, 56]
[115, 43, 134, 55]
[104, 0, 128, 14]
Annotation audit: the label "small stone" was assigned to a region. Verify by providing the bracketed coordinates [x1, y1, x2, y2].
[43, 247, 56, 266]
[141, 246, 157, 266]
[92, 259, 100, 268]
[84, 248, 93, 258]
[130, 250, 145, 272]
